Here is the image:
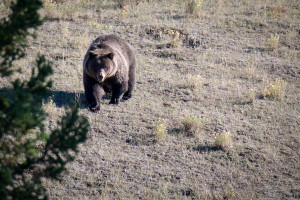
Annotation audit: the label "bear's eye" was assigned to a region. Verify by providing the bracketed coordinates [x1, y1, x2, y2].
[96, 58, 102, 64]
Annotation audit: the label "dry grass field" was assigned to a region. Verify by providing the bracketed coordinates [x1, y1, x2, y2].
[1, 0, 299, 199]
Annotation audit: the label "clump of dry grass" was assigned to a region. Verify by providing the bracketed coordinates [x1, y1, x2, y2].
[41, 0, 87, 21]
[263, 79, 287, 101]
[248, 89, 256, 103]
[88, 22, 110, 30]
[161, 28, 185, 48]
[154, 121, 168, 142]
[266, 34, 280, 50]
[241, 89, 257, 105]
[186, 74, 203, 89]
[169, 31, 183, 48]
[114, 0, 141, 8]
[42, 97, 65, 131]
[185, 0, 203, 16]
[239, 63, 266, 82]
[268, 5, 291, 20]
[177, 74, 203, 94]
[42, 97, 57, 116]
[214, 131, 233, 149]
[181, 115, 204, 137]
[121, 4, 131, 18]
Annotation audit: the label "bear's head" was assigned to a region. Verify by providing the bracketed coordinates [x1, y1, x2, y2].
[86, 47, 117, 83]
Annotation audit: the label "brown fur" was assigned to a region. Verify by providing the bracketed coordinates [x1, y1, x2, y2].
[83, 34, 136, 112]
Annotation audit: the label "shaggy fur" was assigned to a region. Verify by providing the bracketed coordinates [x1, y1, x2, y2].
[83, 34, 136, 112]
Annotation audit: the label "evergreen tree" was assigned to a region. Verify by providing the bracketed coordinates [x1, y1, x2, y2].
[0, 0, 89, 199]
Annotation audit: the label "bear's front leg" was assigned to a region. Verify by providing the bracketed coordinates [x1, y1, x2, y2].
[109, 82, 128, 105]
[83, 74, 104, 112]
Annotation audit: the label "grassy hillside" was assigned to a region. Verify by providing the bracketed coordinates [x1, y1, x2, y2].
[1, 0, 299, 199]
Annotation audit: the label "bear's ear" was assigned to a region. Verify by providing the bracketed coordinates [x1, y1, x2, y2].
[106, 52, 114, 60]
[89, 50, 99, 56]
[89, 49, 113, 58]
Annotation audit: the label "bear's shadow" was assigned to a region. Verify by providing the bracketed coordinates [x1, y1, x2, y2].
[51, 90, 112, 108]
[0, 88, 111, 108]
[51, 91, 86, 107]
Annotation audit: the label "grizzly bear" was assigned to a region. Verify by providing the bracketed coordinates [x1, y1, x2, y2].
[83, 34, 136, 112]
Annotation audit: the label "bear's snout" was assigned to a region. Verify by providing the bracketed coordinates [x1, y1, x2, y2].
[98, 74, 104, 82]
[97, 69, 107, 82]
